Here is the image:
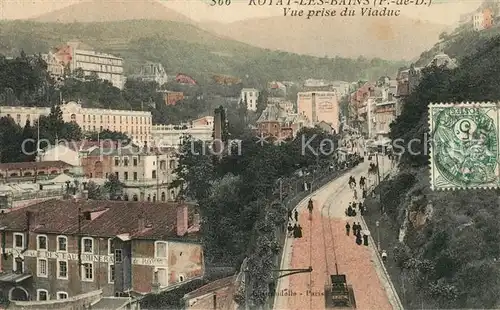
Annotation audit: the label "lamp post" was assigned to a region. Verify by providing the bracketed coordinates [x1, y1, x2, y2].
[375, 220, 380, 252]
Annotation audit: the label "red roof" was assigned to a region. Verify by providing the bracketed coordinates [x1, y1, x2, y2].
[0, 199, 200, 241]
[0, 161, 72, 171]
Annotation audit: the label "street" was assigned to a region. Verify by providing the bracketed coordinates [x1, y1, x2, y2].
[274, 155, 397, 310]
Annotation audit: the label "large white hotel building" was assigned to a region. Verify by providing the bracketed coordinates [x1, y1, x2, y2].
[43, 41, 125, 89]
[0, 102, 151, 146]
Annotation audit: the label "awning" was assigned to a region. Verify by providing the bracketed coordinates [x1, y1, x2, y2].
[0, 272, 32, 283]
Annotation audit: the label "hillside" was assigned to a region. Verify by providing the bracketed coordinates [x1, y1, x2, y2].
[0, 20, 405, 85]
[31, 0, 191, 24]
[377, 24, 500, 309]
[202, 16, 450, 61]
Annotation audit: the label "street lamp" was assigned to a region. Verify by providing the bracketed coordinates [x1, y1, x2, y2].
[375, 220, 380, 252]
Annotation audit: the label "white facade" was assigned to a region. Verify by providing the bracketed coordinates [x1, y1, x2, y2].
[38, 145, 80, 166]
[240, 88, 259, 111]
[130, 63, 168, 87]
[0, 102, 152, 146]
[111, 151, 178, 202]
[151, 123, 213, 148]
[70, 47, 124, 89]
[473, 12, 484, 31]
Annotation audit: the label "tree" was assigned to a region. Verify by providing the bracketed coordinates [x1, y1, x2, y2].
[169, 135, 214, 202]
[0, 116, 23, 163]
[103, 174, 124, 200]
[87, 181, 105, 200]
[256, 89, 268, 115]
[21, 119, 36, 162]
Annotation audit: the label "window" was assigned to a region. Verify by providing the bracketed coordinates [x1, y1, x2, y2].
[152, 170, 156, 179]
[13, 233, 24, 248]
[114, 157, 120, 166]
[70, 114, 76, 121]
[124, 157, 129, 166]
[108, 264, 115, 283]
[108, 238, 115, 255]
[115, 249, 122, 263]
[37, 235, 47, 250]
[37, 289, 49, 301]
[179, 274, 185, 282]
[155, 267, 168, 286]
[57, 292, 68, 300]
[133, 172, 138, 181]
[13, 257, 24, 273]
[124, 172, 128, 180]
[82, 237, 94, 254]
[37, 258, 48, 277]
[57, 260, 68, 279]
[155, 241, 167, 258]
[82, 263, 94, 281]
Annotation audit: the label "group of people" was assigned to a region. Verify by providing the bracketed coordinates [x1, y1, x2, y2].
[345, 221, 369, 246]
[345, 201, 365, 217]
[287, 209, 303, 238]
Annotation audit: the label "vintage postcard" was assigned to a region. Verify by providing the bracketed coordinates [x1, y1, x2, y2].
[0, 0, 496, 310]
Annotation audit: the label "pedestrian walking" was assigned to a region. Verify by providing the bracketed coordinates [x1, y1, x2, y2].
[345, 222, 351, 236]
[297, 225, 303, 238]
[308, 199, 313, 214]
[288, 210, 293, 220]
[353, 189, 358, 200]
[355, 231, 362, 245]
[292, 224, 298, 238]
[382, 250, 387, 262]
[294, 210, 298, 222]
[287, 223, 293, 237]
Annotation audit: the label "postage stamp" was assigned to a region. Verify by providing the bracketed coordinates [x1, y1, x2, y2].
[429, 102, 500, 190]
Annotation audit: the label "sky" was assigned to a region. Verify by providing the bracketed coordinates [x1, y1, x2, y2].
[0, 0, 482, 25]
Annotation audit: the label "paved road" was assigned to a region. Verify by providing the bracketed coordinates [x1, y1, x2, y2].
[274, 157, 397, 310]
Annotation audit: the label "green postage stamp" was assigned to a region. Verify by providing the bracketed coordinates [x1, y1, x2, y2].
[429, 102, 500, 190]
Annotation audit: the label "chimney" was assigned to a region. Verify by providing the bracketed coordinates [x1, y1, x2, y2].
[176, 204, 188, 237]
[26, 211, 38, 230]
[138, 216, 145, 232]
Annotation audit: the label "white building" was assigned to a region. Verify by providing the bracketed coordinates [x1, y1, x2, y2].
[130, 62, 168, 87]
[240, 88, 259, 111]
[61, 41, 125, 89]
[473, 12, 484, 31]
[151, 116, 214, 148]
[106, 148, 179, 202]
[0, 102, 152, 146]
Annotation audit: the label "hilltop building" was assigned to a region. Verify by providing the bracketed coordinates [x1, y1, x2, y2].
[129, 63, 168, 87]
[0, 101, 152, 146]
[240, 88, 259, 111]
[47, 42, 125, 89]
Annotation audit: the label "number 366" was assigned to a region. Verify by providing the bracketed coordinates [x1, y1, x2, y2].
[210, 0, 231, 5]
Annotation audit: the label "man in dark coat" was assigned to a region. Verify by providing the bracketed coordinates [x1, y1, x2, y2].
[355, 230, 362, 245]
[297, 225, 303, 238]
[294, 210, 299, 222]
[292, 224, 298, 238]
[345, 222, 351, 236]
[288, 210, 293, 220]
[287, 223, 293, 237]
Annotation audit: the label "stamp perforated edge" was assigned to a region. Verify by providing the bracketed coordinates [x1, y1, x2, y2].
[428, 101, 500, 191]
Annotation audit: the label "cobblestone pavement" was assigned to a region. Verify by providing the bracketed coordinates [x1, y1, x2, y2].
[275, 160, 393, 310]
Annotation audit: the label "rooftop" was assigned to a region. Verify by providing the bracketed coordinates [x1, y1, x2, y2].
[183, 275, 237, 300]
[0, 199, 200, 241]
[0, 161, 73, 171]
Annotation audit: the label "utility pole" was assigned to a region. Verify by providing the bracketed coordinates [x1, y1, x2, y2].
[375, 220, 380, 252]
[375, 151, 381, 185]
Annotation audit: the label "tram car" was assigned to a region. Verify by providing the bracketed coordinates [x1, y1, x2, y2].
[324, 274, 356, 309]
